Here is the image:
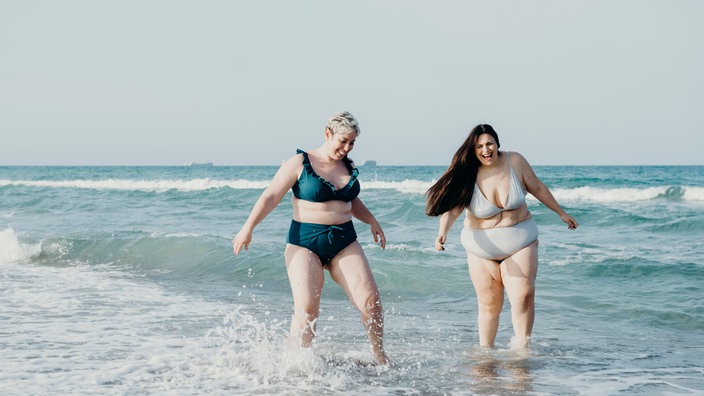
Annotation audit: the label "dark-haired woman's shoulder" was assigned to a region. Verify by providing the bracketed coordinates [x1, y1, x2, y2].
[508, 151, 531, 167]
[509, 151, 541, 189]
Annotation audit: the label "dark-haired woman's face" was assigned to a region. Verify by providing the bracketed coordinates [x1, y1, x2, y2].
[474, 133, 498, 166]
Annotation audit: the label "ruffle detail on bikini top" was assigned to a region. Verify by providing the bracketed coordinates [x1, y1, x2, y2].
[292, 149, 360, 202]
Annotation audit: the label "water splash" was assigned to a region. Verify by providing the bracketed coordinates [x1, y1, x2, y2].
[0, 227, 41, 263]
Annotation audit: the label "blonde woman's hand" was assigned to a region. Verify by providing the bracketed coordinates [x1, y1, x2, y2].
[370, 221, 386, 249]
[232, 229, 252, 255]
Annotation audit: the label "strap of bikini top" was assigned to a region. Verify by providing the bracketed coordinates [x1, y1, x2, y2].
[342, 156, 353, 172]
[343, 156, 360, 178]
[506, 152, 516, 177]
[296, 148, 310, 165]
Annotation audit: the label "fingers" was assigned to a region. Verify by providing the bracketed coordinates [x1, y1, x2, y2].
[370, 224, 386, 249]
[376, 230, 386, 250]
[232, 236, 249, 255]
[232, 241, 242, 255]
[435, 236, 445, 251]
[562, 215, 578, 230]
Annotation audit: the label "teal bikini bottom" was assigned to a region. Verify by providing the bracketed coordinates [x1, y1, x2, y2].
[287, 220, 357, 265]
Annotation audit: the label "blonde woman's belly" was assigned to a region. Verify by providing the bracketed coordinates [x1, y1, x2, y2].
[292, 199, 353, 225]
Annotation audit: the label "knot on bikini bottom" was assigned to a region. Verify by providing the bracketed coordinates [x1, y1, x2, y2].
[310, 225, 343, 244]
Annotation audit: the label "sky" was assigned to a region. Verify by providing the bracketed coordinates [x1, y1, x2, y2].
[1, 1, 703, 166]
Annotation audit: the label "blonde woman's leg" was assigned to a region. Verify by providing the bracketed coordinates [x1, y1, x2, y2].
[285, 244, 325, 348]
[328, 242, 389, 365]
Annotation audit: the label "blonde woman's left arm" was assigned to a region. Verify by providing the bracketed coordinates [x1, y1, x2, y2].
[351, 198, 386, 249]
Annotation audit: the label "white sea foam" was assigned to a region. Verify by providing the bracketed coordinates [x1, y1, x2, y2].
[0, 227, 41, 263]
[363, 180, 432, 194]
[369, 242, 438, 254]
[0, 257, 368, 394]
[683, 186, 704, 201]
[0, 178, 270, 192]
[3, 178, 701, 204]
[0, 178, 432, 194]
[548, 186, 669, 202]
[0, 257, 287, 394]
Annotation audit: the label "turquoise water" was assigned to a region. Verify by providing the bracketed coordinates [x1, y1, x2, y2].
[1, 165, 703, 394]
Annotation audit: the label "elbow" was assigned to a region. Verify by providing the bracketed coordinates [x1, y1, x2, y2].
[261, 190, 284, 207]
[448, 206, 463, 219]
[528, 182, 548, 198]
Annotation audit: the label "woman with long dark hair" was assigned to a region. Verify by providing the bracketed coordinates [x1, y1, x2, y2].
[426, 124, 578, 348]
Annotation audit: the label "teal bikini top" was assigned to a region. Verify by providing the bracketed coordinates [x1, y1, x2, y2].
[291, 149, 360, 203]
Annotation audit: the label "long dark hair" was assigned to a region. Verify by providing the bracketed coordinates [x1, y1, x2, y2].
[425, 124, 501, 216]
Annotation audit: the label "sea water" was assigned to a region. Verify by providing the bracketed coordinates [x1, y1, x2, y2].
[1, 165, 703, 395]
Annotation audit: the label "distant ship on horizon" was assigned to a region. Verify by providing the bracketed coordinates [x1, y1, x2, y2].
[360, 160, 377, 166]
[185, 161, 214, 167]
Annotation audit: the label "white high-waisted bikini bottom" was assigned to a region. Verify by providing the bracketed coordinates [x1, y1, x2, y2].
[461, 219, 539, 261]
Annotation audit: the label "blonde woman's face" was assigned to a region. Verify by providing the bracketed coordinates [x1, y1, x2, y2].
[326, 129, 357, 160]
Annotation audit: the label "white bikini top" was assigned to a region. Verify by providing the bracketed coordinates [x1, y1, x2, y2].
[469, 153, 526, 219]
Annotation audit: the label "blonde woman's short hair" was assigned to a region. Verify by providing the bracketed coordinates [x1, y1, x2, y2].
[326, 111, 360, 135]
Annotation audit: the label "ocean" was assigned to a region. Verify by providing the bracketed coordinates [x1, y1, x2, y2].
[1, 164, 703, 395]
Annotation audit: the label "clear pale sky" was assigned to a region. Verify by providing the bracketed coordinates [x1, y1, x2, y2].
[1, 1, 702, 166]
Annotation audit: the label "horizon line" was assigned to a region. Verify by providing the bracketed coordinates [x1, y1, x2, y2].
[2, 163, 703, 167]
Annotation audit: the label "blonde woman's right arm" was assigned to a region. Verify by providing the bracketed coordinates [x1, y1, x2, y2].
[232, 155, 301, 255]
